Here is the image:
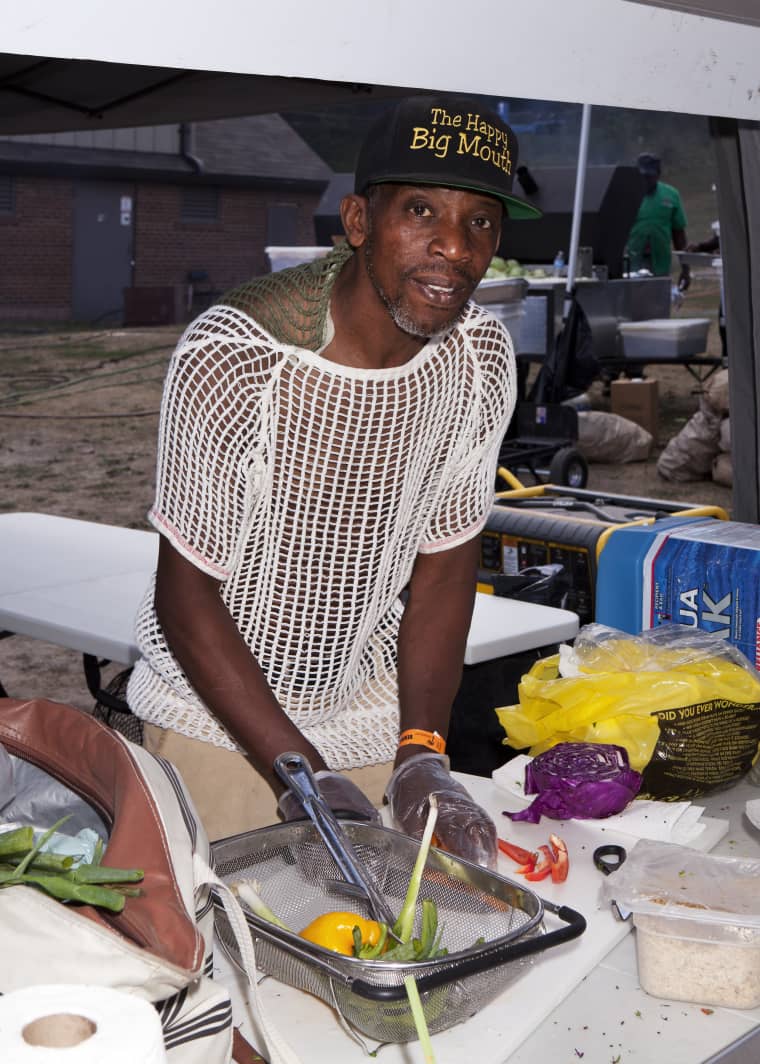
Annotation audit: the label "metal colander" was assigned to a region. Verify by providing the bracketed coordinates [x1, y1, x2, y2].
[212, 821, 585, 1044]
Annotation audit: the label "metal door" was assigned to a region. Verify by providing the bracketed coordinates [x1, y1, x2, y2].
[266, 203, 299, 246]
[72, 181, 134, 323]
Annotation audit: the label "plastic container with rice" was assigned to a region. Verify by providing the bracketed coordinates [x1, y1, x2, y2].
[601, 839, 760, 1009]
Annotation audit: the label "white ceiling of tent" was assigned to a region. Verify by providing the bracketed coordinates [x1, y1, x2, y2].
[1, 0, 760, 134]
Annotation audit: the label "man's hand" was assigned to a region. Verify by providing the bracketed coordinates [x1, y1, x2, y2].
[385, 753, 498, 869]
[278, 770, 381, 824]
[677, 264, 691, 292]
[687, 236, 720, 255]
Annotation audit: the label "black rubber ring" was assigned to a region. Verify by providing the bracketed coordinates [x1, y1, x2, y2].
[593, 844, 627, 875]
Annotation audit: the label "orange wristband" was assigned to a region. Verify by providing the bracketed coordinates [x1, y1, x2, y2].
[398, 728, 446, 755]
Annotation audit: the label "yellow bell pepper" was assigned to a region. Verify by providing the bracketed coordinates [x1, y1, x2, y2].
[300, 911, 383, 956]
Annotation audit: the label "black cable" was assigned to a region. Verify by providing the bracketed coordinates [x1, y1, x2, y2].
[0, 410, 159, 420]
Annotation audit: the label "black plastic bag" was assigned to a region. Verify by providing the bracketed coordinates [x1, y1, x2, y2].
[530, 297, 598, 403]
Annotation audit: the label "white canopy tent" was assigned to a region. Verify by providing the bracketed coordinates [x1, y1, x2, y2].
[3, 0, 760, 124]
[2, 0, 759, 518]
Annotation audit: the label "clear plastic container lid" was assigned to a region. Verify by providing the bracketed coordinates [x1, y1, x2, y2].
[600, 839, 760, 930]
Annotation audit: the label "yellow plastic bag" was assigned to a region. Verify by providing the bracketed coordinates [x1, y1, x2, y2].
[496, 623, 760, 799]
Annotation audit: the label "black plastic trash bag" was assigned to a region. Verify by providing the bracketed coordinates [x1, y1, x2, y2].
[530, 297, 598, 403]
[491, 563, 572, 610]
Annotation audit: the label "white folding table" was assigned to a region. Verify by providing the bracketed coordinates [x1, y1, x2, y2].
[0, 513, 158, 701]
[0, 512, 579, 700]
[2, 514, 757, 1062]
[214, 774, 760, 1064]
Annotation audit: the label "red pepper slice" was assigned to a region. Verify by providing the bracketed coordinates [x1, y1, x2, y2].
[523, 844, 554, 881]
[549, 834, 569, 883]
[497, 838, 538, 866]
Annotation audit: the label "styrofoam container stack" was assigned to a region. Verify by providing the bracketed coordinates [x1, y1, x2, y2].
[475, 277, 528, 351]
[617, 317, 710, 360]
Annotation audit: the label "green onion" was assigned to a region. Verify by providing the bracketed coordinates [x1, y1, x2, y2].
[390, 797, 440, 1062]
[392, 794, 438, 945]
[417, 898, 446, 960]
[404, 974, 436, 1064]
[232, 878, 291, 931]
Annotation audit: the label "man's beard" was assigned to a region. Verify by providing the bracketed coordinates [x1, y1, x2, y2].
[363, 230, 469, 339]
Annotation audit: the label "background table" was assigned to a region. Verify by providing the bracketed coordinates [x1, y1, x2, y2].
[0, 512, 157, 700]
[0, 513, 156, 665]
[0, 512, 579, 701]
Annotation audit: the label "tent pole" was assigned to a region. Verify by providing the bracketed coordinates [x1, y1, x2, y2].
[563, 102, 592, 321]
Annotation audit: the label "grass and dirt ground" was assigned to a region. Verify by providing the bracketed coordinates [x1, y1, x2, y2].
[0, 270, 731, 712]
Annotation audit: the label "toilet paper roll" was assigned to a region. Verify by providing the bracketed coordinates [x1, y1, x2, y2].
[0, 984, 166, 1063]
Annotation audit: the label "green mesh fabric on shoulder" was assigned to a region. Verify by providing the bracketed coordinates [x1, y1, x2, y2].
[218, 244, 354, 350]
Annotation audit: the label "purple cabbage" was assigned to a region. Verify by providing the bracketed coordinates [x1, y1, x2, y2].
[503, 742, 642, 824]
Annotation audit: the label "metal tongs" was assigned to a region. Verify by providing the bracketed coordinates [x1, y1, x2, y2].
[274, 751, 400, 939]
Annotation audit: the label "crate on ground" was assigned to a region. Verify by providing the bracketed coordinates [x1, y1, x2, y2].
[610, 377, 659, 438]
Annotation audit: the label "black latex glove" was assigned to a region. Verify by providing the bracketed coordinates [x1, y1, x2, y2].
[385, 752, 498, 870]
[277, 769, 381, 824]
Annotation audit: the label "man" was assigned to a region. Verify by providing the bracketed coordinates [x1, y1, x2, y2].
[626, 152, 691, 291]
[126, 94, 540, 868]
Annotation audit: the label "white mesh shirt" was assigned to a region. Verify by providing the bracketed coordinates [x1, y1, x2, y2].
[128, 267, 516, 770]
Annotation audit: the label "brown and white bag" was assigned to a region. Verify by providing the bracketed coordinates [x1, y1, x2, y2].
[0, 698, 301, 1064]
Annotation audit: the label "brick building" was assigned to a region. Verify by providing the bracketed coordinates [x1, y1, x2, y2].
[0, 114, 332, 324]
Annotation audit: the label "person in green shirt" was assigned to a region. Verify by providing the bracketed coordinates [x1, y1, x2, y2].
[626, 152, 691, 290]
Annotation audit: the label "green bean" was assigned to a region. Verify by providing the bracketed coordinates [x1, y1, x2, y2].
[3, 851, 75, 872]
[0, 869, 125, 912]
[67, 863, 143, 885]
[0, 819, 141, 911]
[0, 826, 35, 857]
[12, 816, 71, 876]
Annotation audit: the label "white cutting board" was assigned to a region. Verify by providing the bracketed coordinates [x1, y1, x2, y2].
[215, 773, 728, 1064]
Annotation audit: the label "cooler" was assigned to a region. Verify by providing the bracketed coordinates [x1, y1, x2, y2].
[265, 246, 332, 272]
[617, 317, 710, 360]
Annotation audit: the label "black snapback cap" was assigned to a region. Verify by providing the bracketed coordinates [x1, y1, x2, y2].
[354, 95, 542, 220]
[637, 152, 661, 176]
